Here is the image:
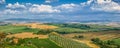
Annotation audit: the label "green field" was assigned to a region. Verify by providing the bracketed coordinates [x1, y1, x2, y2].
[91, 38, 120, 48]
[0, 25, 41, 33]
[0, 23, 120, 34]
[112, 38, 120, 45]
[3, 38, 62, 48]
[46, 23, 120, 34]
[53, 27, 88, 34]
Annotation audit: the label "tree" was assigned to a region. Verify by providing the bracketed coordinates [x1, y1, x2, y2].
[0, 33, 7, 48]
[91, 38, 102, 44]
[73, 35, 84, 39]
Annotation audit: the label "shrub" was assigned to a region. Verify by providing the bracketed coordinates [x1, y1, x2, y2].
[73, 35, 84, 39]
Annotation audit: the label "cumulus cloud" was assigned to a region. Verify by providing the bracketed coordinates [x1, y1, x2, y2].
[0, 0, 5, 4]
[80, 0, 93, 6]
[4, 3, 79, 14]
[45, 0, 51, 3]
[3, 9, 20, 14]
[57, 3, 78, 9]
[6, 2, 26, 9]
[56, 3, 80, 12]
[45, 0, 59, 3]
[25, 3, 32, 6]
[91, 1, 120, 12]
[2, 0, 120, 15]
[1, 2, 30, 15]
[81, 0, 120, 12]
[29, 4, 60, 13]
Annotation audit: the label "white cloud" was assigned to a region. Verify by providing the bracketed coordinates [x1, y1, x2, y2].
[3, 9, 20, 14]
[29, 4, 60, 13]
[0, 0, 5, 4]
[2, 2, 30, 14]
[45, 0, 51, 3]
[95, 0, 112, 4]
[2, 0, 119, 15]
[45, 0, 59, 3]
[91, 1, 120, 12]
[80, 0, 93, 6]
[57, 3, 78, 9]
[80, 0, 120, 12]
[25, 3, 32, 6]
[56, 3, 80, 12]
[6, 2, 26, 9]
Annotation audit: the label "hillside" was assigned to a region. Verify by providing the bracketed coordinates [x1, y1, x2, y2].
[0, 23, 120, 48]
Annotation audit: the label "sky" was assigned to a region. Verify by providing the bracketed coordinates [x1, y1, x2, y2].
[0, 0, 120, 23]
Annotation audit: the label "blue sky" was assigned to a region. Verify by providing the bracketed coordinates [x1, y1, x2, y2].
[5, 0, 87, 5]
[0, 0, 120, 23]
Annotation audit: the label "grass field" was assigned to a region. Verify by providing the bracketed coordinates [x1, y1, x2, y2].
[0, 25, 40, 33]
[1, 23, 120, 34]
[14, 23, 58, 29]
[112, 38, 120, 45]
[5, 38, 62, 48]
[53, 27, 88, 34]
[19, 38, 62, 48]
[46, 23, 120, 33]
[7, 32, 48, 39]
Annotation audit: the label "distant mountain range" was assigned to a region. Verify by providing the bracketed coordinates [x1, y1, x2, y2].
[4, 18, 118, 23]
